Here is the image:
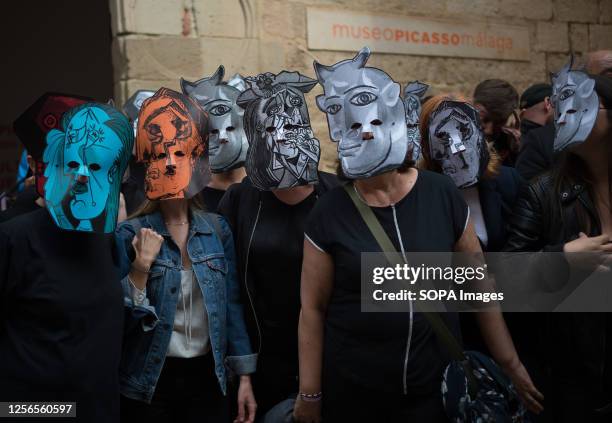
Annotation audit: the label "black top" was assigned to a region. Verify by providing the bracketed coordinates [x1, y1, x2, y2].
[516, 122, 555, 181]
[199, 186, 227, 212]
[250, 190, 319, 356]
[0, 185, 40, 223]
[519, 118, 542, 137]
[305, 170, 468, 394]
[0, 208, 123, 423]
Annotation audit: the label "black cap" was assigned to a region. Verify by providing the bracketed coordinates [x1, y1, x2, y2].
[13, 92, 93, 160]
[520, 83, 552, 110]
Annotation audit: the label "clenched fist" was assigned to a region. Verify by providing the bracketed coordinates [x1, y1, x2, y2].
[132, 228, 164, 272]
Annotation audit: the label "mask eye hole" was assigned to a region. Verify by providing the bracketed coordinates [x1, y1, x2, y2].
[174, 151, 186, 157]
[89, 163, 101, 171]
[349, 92, 378, 106]
[566, 109, 577, 114]
[157, 152, 167, 160]
[265, 126, 276, 133]
[325, 104, 342, 115]
[284, 124, 296, 130]
[226, 126, 235, 132]
[67, 161, 79, 169]
[350, 123, 362, 130]
[211, 129, 220, 135]
[559, 89, 575, 101]
[371, 119, 382, 126]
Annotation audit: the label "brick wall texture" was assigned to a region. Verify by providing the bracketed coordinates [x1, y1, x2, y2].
[110, 0, 612, 171]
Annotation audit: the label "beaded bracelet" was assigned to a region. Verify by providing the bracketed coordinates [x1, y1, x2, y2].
[299, 392, 322, 402]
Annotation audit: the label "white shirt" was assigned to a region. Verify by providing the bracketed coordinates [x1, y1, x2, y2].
[462, 186, 488, 248]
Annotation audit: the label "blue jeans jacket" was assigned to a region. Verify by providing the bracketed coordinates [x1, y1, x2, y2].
[115, 209, 256, 403]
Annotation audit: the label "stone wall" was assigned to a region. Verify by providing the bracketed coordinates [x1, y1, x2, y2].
[110, 0, 612, 171]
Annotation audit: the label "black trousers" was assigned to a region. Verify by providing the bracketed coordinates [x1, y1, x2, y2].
[322, 370, 448, 423]
[121, 354, 229, 423]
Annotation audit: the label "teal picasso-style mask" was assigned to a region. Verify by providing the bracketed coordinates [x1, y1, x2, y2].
[43, 103, 134, 233]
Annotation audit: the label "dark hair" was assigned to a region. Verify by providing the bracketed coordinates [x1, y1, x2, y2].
[242, 98, 278, 189]
[551, 74, 612, 233]
[473, 79, 519, 124]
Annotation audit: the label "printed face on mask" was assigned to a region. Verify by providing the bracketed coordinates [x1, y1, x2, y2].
[44, 103, 133, 233]
[403, 81, 429, 162]
[551, 59, 599, 152]
[314, 47, 408, 179]
[181, 66, 248, 173]
[237, 71, 320, 191]
[429, 101, 489, 188]
[136, 88, 209, 200]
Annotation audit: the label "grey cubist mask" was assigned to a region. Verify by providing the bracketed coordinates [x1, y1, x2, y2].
[236, 71, 321, 191]
[428, 101, 489, 188]
[551, 57, 599, 153]
[123, 90, 155, 137]
[403, 81, 429, 162]
[181, 66, 249, 173]
[314, 47, 408, 179]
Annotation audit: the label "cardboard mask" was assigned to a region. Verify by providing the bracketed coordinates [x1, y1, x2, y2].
[428, 101, 489, 188]
[13, 93, 93, 197]
[181, 66, 248, 173]
[314, 47, 408, 179]
[236, 71, 320, 191]
[403, 81, 429, 162]
[136, 88, 209, 200]
[43, 103, 133, 232]
[551, 58, 599, 152]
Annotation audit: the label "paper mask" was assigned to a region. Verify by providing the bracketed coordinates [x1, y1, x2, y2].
[123, 90, 155, 137]
[403, 81, 429, 162]
[428, 101, 489, 188]
[236, 71, 320, 191]
[314, 47, 408, 179]
[13, 92, 93, 197]
[551, 58, 599, 152]
[181, 66, 248, 173]
[43, 103, 134, 232]
[136, 88, 209, 200]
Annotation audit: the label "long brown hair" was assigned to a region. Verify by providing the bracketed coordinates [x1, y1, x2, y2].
[127, 196, 206, 220]
[418, 94, 501, 179]
[551, 74, 612, 233]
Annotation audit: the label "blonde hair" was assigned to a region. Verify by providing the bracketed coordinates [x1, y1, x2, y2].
[418, 93, 501, 179]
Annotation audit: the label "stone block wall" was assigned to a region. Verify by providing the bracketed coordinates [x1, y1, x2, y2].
[110, 0, 612, 171]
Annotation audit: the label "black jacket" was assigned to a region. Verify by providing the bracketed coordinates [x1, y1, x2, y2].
[516, 123, 555, 182]
[477, 165, 524, 252]
[503, 172, 610, 392]
[217, 172, 340, 352]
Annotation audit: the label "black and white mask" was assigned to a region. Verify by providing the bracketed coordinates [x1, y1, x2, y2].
[314, 47, 408, 179]
[181, 66, 248, 173]
[429, 101, 489, 188]
[236, 71, 320, 191]
[551, 58, 599, 152]
[403, 81, 429, 161]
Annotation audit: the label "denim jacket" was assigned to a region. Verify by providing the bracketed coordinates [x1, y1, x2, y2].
[115, 209, 256, 403]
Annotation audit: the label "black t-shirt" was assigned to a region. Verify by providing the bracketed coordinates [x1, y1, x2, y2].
[250, 189, 319, 356]
[0, 208, 124, 423]
[199, 186, 226, 212]
[305, 170, 469, 394]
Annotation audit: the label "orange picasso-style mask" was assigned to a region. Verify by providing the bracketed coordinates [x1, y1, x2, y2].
[136, 88, 209, 200]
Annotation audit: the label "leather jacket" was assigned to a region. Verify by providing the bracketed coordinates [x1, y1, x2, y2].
[503, 171, 609, 392]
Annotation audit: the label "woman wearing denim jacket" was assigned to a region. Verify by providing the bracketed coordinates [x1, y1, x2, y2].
[116, 197, 257, 423]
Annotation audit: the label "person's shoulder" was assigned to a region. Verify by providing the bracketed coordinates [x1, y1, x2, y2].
[416, 169, 458, 192]
[0, 208, 46, 237]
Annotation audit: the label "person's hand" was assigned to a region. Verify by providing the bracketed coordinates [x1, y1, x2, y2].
[293, 395, 322, 423]
[501, 359, 544, 414]
[564, 232, 612, 253]
[131, 228, 164, 272]
[564, 233, 612, 271]
[234, 375, 256, 423]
